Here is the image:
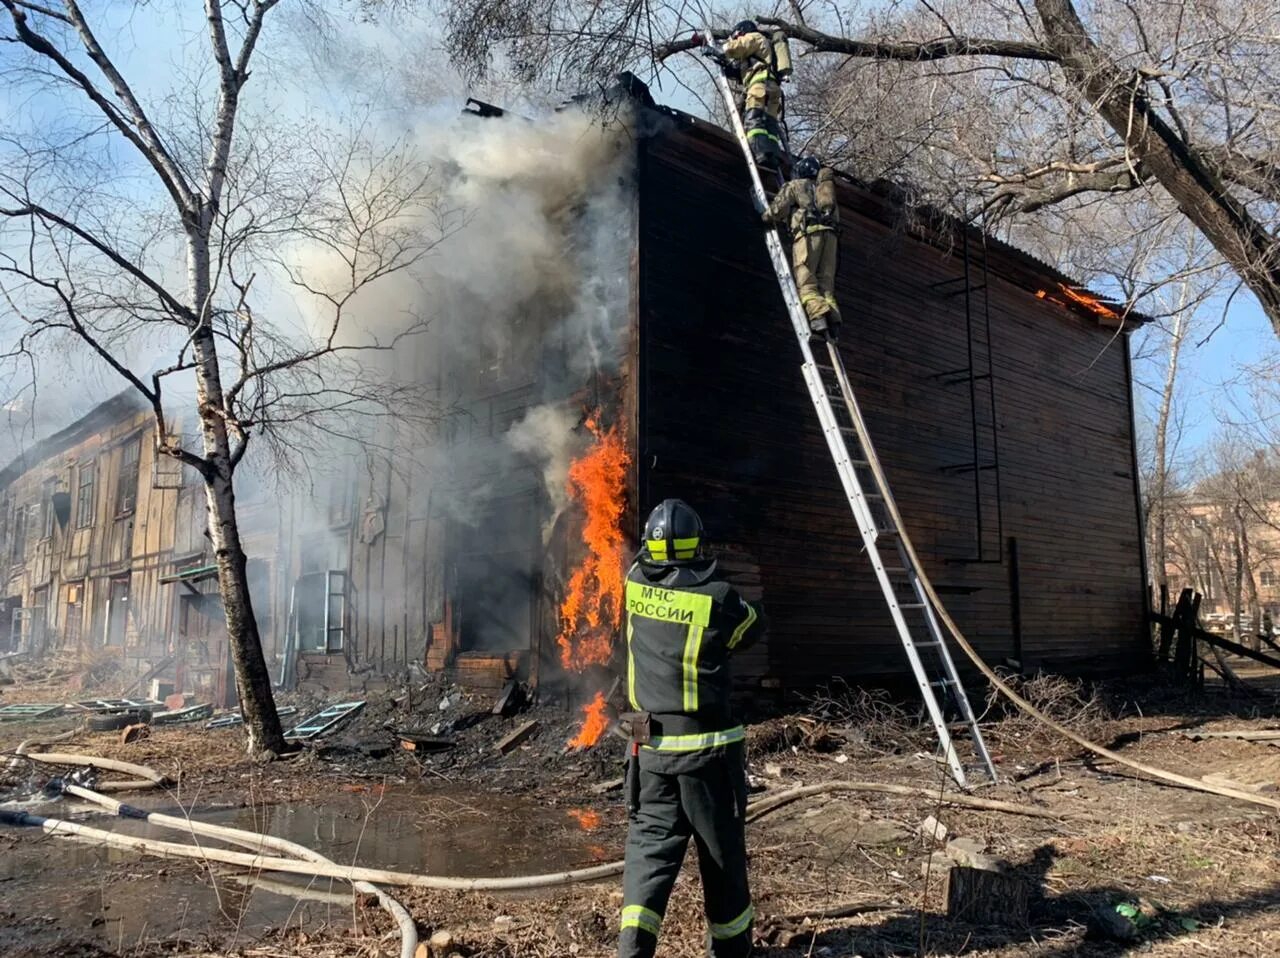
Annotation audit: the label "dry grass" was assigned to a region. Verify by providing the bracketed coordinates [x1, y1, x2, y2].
[983, 671, 1111, 759]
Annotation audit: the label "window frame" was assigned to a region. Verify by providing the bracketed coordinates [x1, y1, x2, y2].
[40, 481, 56, 540]
[75, 461, 97, 529]
[9, 504, 27, 564]
[115, 436, 142, 517]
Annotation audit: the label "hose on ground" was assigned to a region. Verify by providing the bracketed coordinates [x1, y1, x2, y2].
[0, 807, 626, 889]
[5, 757, 1071, 903]
[830, 338, 1280, 815]
[745, 780, 1078, 823]
[63, 784, 418, 958]
[4, 729, 80, 781]
[23, 751, 167, 792]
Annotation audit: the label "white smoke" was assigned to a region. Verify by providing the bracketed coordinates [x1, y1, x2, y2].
[505, 403, 584, 539]
[270, 102, 636, 537]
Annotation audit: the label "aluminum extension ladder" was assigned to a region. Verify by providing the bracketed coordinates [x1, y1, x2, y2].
[702, 39, 997, 787]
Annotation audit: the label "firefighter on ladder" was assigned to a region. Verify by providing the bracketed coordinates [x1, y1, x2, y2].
[701, 20, 791, 174]
[617, 498, 765, 958]
[762, 155, 842, 338]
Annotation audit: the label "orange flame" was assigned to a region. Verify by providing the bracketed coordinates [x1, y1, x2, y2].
[557, 413, 630, 672]
[1059, 284, 1121, 321]
[568, 691, 609, 749]
[1037, 284, 1122, 323]
[566, 808, 603, 830]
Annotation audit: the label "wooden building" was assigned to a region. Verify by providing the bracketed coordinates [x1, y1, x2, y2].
[343, 92, 1148, 694]
[0, 392, 293, 706]
[0, 91, 1149, 701]
[633, 106, 1147, 689]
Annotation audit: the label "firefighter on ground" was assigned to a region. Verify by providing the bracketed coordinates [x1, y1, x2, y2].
[704, 20, 790, 173]
[762, 155, 842, 338]
[617, 498, 765, 958]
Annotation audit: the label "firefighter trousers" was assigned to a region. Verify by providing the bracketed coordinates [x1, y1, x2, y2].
[618, 742, 753, 958]
[793, 229, 840, 324]
[742, 80, 785, 172]
[743, 78, 781, 118]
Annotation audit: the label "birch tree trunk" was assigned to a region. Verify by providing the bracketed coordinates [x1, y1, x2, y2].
[188, 232, 286, 756]
[1151, 308, 1188, 595]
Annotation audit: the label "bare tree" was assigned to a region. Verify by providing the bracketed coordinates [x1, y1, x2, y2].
[1168, 442, 1280, 645]
[0, 2, 449, 755]
[422, 0, 1280, 336]
[1136, 231, 1224, 601]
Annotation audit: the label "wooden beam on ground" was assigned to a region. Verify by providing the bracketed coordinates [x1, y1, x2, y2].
[495, 719, 539, 755]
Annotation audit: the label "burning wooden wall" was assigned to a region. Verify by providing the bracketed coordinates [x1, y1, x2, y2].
[633, 108, 1147, 692]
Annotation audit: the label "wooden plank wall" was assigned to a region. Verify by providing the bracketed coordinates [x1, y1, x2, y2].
[636, 116, 1146, 692]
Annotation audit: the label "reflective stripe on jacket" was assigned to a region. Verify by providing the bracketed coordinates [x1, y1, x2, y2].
[624, 559, 764, 741]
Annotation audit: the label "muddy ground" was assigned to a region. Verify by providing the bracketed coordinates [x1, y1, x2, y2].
[1, 660, 1279, 957]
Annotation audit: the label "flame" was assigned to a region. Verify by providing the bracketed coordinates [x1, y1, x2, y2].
[1059, 284, 1121, 321]
[1037, 284, 1122, 322]
[567, 808, 602, 830]
[568, 691, 609, 748]
[557, 413, 630, 672]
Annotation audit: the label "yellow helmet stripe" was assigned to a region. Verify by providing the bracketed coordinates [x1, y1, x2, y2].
[646, 537, 699, 560]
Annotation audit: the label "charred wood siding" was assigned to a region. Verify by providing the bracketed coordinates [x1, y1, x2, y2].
[635, 117, 1145, 692]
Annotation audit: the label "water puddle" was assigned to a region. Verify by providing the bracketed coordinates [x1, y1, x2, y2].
[0, 788, 622, 953]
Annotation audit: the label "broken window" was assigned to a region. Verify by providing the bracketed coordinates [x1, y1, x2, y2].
[105, 576, 130, 647]
[40, 481, 55, 539]
[116, 436, 141, 515]
[64, 583, 83, 651]
[76, 462, 96, 529]
[9, 505, 26, 564]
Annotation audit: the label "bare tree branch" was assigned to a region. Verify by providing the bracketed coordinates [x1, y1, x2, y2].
[1, 0, 196, 214]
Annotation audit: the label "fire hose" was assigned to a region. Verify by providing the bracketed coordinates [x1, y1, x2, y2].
[4, 755, 1066, 898]
[58, 784, 419, 958]
[5, 746, 417, 958]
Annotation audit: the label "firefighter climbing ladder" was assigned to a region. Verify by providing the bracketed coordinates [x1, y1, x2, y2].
[702, 36, 997, 787]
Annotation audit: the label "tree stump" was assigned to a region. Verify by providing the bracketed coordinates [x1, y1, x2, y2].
[944, 865, 1029, 926]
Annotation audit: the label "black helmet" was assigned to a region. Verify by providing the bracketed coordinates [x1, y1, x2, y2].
[642, 498, 705, 564]
[794, 156, 820, 180]
[731, 19, 758, 37]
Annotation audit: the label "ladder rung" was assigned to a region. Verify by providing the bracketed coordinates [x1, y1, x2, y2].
[930, 679, 955, 689]
[913, 640, 943, 649]
[898, 603, 927, 610]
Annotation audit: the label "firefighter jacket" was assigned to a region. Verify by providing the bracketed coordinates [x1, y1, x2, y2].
[624, 556, 765, 752]
[721, 31, 775, 86]
[764, 168, 840, 238]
